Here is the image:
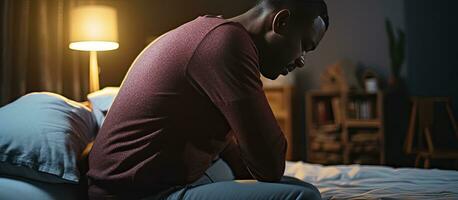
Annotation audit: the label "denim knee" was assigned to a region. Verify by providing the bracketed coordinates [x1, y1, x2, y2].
[290, 185, 322, 200]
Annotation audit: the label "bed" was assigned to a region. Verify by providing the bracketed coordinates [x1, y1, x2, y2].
[285, 161, 458, 199]
[0, 175, 84, 200]
[1, 161, 457, 200]
[1, 88, 458, 200]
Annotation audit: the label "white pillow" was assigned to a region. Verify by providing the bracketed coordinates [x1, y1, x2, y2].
[0, 92, 97, 183]
[87, 87, 119, 126]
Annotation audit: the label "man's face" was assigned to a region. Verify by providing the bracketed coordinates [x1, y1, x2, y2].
[259, 15, 327, 80]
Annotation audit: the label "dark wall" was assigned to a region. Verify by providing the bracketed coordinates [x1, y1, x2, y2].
[403, 0, 458, 164]
[405, 0, 458, 115]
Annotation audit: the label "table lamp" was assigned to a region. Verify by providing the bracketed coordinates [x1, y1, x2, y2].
[69, 5, 119, 93]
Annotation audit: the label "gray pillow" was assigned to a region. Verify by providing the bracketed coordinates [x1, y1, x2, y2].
[0, 92, 97, 183]
[87, 87, 119, 127]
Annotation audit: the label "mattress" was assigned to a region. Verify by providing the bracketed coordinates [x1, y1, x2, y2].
[284, 161, 458, 200]
[0, 175, 84, 200]
[2, 162, 457, 200]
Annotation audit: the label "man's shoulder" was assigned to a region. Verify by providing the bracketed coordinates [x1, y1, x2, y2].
[197, 17, 257, 56]
[210, 22, 250, 42]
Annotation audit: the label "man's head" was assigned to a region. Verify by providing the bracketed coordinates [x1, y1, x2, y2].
[252, 0, 329, 79]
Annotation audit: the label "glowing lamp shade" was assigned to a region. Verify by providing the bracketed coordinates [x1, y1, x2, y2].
[69, 6, 119, 51]
[69, 5, 119, 93]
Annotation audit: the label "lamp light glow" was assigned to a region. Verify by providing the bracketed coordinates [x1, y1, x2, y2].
[69, 6, 119, 51]
[69, 41, 119, 51]
[69, 5, 119, 93]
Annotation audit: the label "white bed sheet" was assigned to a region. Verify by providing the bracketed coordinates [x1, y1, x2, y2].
[285, 161, 458, 200]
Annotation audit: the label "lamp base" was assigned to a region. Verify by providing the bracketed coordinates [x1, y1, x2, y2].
[89, 51, 100, 93]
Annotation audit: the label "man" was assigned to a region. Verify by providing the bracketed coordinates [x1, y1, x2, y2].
[87, 0, 329, 199]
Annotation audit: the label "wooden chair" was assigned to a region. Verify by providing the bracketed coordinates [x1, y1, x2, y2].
[404, 97, 458, 168]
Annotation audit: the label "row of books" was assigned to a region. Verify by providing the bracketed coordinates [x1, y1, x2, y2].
[311, 132, 380, 153]
[312, 132, 339, 142]
[314, 98, 341, 125]
[314, 97, 378, 126]
[350, 132, 380, 143]
[350, 131, 381, 154]
[347, 99, 375, 120]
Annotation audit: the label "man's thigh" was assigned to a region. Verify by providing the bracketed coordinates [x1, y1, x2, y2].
[165, 177, 321, 200]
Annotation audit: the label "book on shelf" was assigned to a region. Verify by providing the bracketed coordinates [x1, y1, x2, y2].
[310, 142, 321, 151]
[314, 124, 340, 132]
[322, 142, 342, 152]
[315, 101, 324, 124]
[313, 132, 339, 142]
[310, 141, 342, 152]
[351, 132, 379, 143]
[316, 100, 332, 125]
[331, 97, 342, 124]
[314, 98, 341, 126]
[307, 90, 384, 165]
[347, 99, 375, 120]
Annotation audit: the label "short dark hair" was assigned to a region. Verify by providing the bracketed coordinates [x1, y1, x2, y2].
[258, 0, 329, 29]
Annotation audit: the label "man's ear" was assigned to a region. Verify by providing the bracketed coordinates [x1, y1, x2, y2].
[272, 9, 291, 35]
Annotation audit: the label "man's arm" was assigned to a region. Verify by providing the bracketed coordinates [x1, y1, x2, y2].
[215, 91, 287, 182]
[219, 133, 253, 179]
[186, 23, 286, 182]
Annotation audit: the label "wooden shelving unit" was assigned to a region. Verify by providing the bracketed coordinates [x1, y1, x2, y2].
[264, 85, 293, 160]
[306, 90, 385, 165]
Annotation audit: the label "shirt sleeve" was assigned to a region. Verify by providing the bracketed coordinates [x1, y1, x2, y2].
[186, 23, 287, 182]
[219, 132, 253, 180]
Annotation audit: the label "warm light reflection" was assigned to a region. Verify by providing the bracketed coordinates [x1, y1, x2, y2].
[69, 41, 119, 51]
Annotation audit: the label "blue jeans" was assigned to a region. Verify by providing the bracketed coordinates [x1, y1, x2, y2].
[145, 159, 321, 200]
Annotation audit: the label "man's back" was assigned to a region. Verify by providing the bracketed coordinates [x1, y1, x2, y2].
[87, 16, 286, 199]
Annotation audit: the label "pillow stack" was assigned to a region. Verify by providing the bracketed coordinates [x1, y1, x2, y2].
[87, 87, 120, 127]
[0, 92, 98, 183]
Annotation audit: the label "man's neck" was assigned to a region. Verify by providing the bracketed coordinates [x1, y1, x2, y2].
[228, 7, 270, 52]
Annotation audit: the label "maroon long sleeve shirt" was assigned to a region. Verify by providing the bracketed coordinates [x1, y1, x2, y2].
[87, 15, 286, 198]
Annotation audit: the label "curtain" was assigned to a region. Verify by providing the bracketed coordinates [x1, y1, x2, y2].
[0, 0, 90, 106]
